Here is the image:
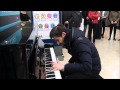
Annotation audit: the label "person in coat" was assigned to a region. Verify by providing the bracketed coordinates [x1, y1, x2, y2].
[108, 11, 120, 40]
[49, 24, 102, 79]
[87, 11, 100, 44]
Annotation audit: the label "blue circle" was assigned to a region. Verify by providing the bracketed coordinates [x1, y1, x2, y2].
[53, 13, 57, 18]
[51, 23, 55, 28]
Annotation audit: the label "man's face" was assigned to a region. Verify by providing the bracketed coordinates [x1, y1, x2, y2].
[53, 32, 66, 45]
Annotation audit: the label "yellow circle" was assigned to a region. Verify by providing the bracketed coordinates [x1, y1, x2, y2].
[35, 14, 39, 19]
[41, 13, 46, 19]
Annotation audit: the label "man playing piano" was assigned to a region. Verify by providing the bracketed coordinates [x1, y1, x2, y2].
[50, 24, 103, 79]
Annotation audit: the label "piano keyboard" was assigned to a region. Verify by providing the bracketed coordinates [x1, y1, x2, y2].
[44, 47, 62, 79]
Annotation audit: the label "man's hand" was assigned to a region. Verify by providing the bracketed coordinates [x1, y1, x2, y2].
[102, 16, 106, 19]
[111, 21, 113, 24]
[86, 17, 89, 20]
[114, 21, 117, 24]
[51, 60, 64, 71]
[64, 21, 69, 24]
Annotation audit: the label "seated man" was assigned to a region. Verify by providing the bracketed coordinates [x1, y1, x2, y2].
[50, 24, 103, 79]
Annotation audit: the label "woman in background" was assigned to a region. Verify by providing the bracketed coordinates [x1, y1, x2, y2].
[108, 11, 120, 40]
[87, 11, 99, 44]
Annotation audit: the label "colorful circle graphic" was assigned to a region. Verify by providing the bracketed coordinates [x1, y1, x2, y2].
[35, 14, 39, 19]
[38, 24, 43, 28]
[51, 23, 55, 28]
[44, 23, 49, 28]
[47, 13, 52, 18]
[41, 13, 46, 19]
[53, 13, 57, 18]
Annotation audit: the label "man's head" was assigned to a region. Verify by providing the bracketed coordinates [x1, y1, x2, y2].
[50, 24, 68, 45]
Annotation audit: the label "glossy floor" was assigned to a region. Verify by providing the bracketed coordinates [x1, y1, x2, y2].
[60, 27, 120, 79]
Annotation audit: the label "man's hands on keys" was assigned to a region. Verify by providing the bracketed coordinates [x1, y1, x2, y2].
[51, 59, 64, 71]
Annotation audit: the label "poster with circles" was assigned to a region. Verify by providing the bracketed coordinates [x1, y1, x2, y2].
[33, 11, 60, 39]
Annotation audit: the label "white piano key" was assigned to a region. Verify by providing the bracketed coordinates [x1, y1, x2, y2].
[46, 77, 55, 79]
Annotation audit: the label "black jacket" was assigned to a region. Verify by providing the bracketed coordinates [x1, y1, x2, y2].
[20, 13, 30, 21]
[62, 11, 74, 29]
[62, 11, 82, 29]
[82, 11, 88, 25]
[64, 28, 101, 75]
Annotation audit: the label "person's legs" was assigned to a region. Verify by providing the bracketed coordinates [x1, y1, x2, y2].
[88, 24, 93, 42]
[93, 24, 97, 44]
[108, 24, 113, 40]
[84, 24, 87, 36]
[102, 21, 105, 38]
[113, 24, 117, 40]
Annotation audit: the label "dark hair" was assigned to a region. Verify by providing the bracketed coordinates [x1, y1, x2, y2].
[50, 24, 68, 39]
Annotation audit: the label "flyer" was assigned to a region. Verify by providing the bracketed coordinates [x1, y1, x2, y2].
[33, 11, 60, 39]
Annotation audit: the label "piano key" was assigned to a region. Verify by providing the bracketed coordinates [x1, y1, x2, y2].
[50, 48, 62, 79]
[44, 47, 62, 79]
[46, 72, 55, 75]
[46, 64, 51, 67]
[46, 77, 55, 79]
[46, 75, 55, 78]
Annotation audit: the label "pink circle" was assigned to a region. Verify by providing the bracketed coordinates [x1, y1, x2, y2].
[47, 13, 52, 18]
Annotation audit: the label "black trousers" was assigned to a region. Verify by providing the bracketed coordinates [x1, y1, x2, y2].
[109, 24, 117, 38]
[60, 71, 103, 79]
[88, 24, 98, 43]
[102, 20, 105, 36]
[84, 24, 88, 37]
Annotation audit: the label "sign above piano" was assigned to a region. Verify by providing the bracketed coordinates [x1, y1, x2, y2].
[32, 11, 62, 39]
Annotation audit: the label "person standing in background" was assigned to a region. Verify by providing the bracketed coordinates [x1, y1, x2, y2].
[108, 11, 120, 40]
[101, 11, 109, 38]
[20, 11, 31, 22]
[95, 11, 102, 39]
[62, 11, 82, 30]
[87, 11, 99, 44]
[82, 11, 89, 36]
[62, 11, 73, 29]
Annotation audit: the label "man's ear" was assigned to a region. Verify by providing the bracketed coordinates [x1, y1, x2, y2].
[62, 32, 66, 37]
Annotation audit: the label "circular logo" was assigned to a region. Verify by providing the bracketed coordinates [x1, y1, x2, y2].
[53, 13, 57, 18]
[41, 13, 46, 19]
[44, 23, 49, 28]
[47, 13, 52, 18]
[38, 24, 43, 28]
[35, 14, 39, 19]
[51, 23, 55, 28]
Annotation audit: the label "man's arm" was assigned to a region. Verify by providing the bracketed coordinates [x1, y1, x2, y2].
[64, 43, 92, 74]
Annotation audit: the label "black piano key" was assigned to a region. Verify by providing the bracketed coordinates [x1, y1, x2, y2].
[46, 64, 52, 67]
[46, 72, 55, 75]
[46, 75, 55, 78]
[46, 59, 52, 62]
[45, 62, 51, 65]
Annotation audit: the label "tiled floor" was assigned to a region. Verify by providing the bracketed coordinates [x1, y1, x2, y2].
[60, 27, 120, 79]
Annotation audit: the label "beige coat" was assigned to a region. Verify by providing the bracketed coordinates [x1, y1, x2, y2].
[109, 11, 120, 26]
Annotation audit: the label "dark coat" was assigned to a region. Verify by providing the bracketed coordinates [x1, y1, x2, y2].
[82, 11, 88, 25]
[62, 11, 82, 29]
[64, 29, 101, 75]
[62, 11, 73, 29]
